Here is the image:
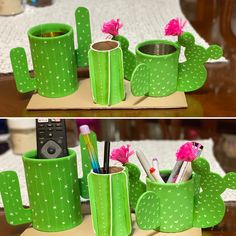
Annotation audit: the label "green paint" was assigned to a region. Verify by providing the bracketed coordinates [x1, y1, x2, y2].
[0, 150, 82, 232]
[131, 40, 180, 97]
[79, 131, 98, 199]
[177, 32, 223, 92]
[113, 35, 136, 81]
[88, 167, 132, 236]
[75, 7, 92, 68]
[124, 163, 146, 209]
[88, 41, 125, 106]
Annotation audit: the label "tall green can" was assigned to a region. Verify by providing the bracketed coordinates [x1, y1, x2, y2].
[88, 40, 125, 106]
[88, 166, 131, 236]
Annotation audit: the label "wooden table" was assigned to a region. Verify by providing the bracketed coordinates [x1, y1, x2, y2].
[0, 0, 236, 117]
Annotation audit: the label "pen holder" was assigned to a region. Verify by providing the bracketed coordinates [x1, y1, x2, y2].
[79, 130, 98, 199]
[88, 166, 132, 236]
[10, 7, 91, 98]
[88, 40, 125, 106]
[135, 158, 236, 233]
[115, 32, 223, 97]
[0, 149, 83, 232]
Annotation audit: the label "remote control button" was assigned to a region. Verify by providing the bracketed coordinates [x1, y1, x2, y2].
[57, 139, 62, 144]
[47, 147, 56, 154]
[56, 128, 62, 131]
[48, 128, 53, 131]
[47, 124, 53, 127]
[48, 133, 53, 137]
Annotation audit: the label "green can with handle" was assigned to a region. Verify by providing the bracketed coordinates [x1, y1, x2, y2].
[10, 7, 92, 98]
[0, 149, 82, 232]
[88, 166, 131, 236]
[88, 40, 125, 106]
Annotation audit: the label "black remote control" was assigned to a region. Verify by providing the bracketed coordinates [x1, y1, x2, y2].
[36, 118, 68, 159]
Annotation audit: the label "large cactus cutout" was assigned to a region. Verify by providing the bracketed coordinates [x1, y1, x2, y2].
[79, 130, 97, 199]
[88, 167, 132, 236]
[177, 32, 223, 92]
[192, 158, 236, 228]
[0, 150, 83, 232]
[124, 163, 146, 209]
[113, 35, 136, 81]
[75, 7, 92, 68]
[0, 171, 32, 225]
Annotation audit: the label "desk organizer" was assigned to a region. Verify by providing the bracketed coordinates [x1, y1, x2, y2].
[0, 149, 83, 232]
[88, 166, 132, 236]
[114, 32, 223, 97]
[88, 40, 125, 106]
[10, 7, 91, 98]
[134, 158, 236, 233]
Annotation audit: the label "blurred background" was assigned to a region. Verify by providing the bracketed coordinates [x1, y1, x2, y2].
[1, 118, 236, 173]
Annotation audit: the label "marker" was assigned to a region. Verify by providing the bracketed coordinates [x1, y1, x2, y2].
[103, 141, 110, 174]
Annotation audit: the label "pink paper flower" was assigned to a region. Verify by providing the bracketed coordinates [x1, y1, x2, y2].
[165, 18, 187, 36]
[110, 145, 134, 164]
[102, 19, 123, 37]
[176, 142, 197, 162]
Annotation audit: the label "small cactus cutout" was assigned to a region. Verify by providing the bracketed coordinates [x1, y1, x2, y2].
[75, 7, 92, 68]
[79, 131, 98, 199]
[192, 158, 236, 228]
[136, 191, 160, 230]
[0, 171, 32, 225]
[177, 32, 223, 92]
[113, 35, 136, 81]
[10, 47, 37, 93]
[124, 163, 146, 209]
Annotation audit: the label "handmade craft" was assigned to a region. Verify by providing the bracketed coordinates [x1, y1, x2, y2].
[113, 18, 223, 97]
[88, 40, 125, 106]
[134, 158, 236, 233]
[88, 166, 132, 236]
[0, 149, 82, 232]
[10, 7, 91, 98]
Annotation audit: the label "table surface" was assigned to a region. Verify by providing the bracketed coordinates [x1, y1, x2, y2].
[0, 1, 235, 117]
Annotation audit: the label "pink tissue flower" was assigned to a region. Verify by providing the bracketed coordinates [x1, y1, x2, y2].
[176, 142, 197, 162]
[110, 145, 134, 164]
[102, 19, 123, 37]
[165, 18, 187, 36]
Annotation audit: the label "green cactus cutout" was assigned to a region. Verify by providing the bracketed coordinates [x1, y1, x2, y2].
[79, 131, 98, 199]
[0, 171, 32, 225]
[131, 64, 149, 97]
[177, 32, 223, 92]
[192, 158, 236, 228]
[136, 191, 160, 230]
[10, 47, 37, 93]
[88, 42, 125, 106]
[0, 150, 82, 232]
[130, 40, 180, 97]
[113, 35, 136, 81]
[124, 163, 146, 209]
[88, 167, 132, 236]
[75, 7, 92, 68]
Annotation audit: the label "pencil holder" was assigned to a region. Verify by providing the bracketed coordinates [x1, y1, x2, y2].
[79, 130, 98, 199]
[114, 32, 223, 97]
[88, 166, 132, 236]
[0, 149, 83, 232]
[88, 40, 125, 106]
[10, 7, 92, 98]
[135, 158, 236, 233]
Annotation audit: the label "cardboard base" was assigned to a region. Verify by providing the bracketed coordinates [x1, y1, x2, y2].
[26, 79, 187, 110]
[21, 215, 202, 236]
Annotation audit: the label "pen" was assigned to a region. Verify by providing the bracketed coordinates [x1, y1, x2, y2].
[103, 141, 110, 174]
[150, 158, 164, 183]
[80, 125, 101, 174]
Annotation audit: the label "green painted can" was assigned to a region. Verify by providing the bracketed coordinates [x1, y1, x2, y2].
[132, 40, 180, 97]
[88, 40, 125, 106]
[88, 166, 131, 236]
[0, 149, 82, 232]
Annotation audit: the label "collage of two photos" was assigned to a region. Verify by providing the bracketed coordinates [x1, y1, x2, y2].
[0, 1, 236, 236]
